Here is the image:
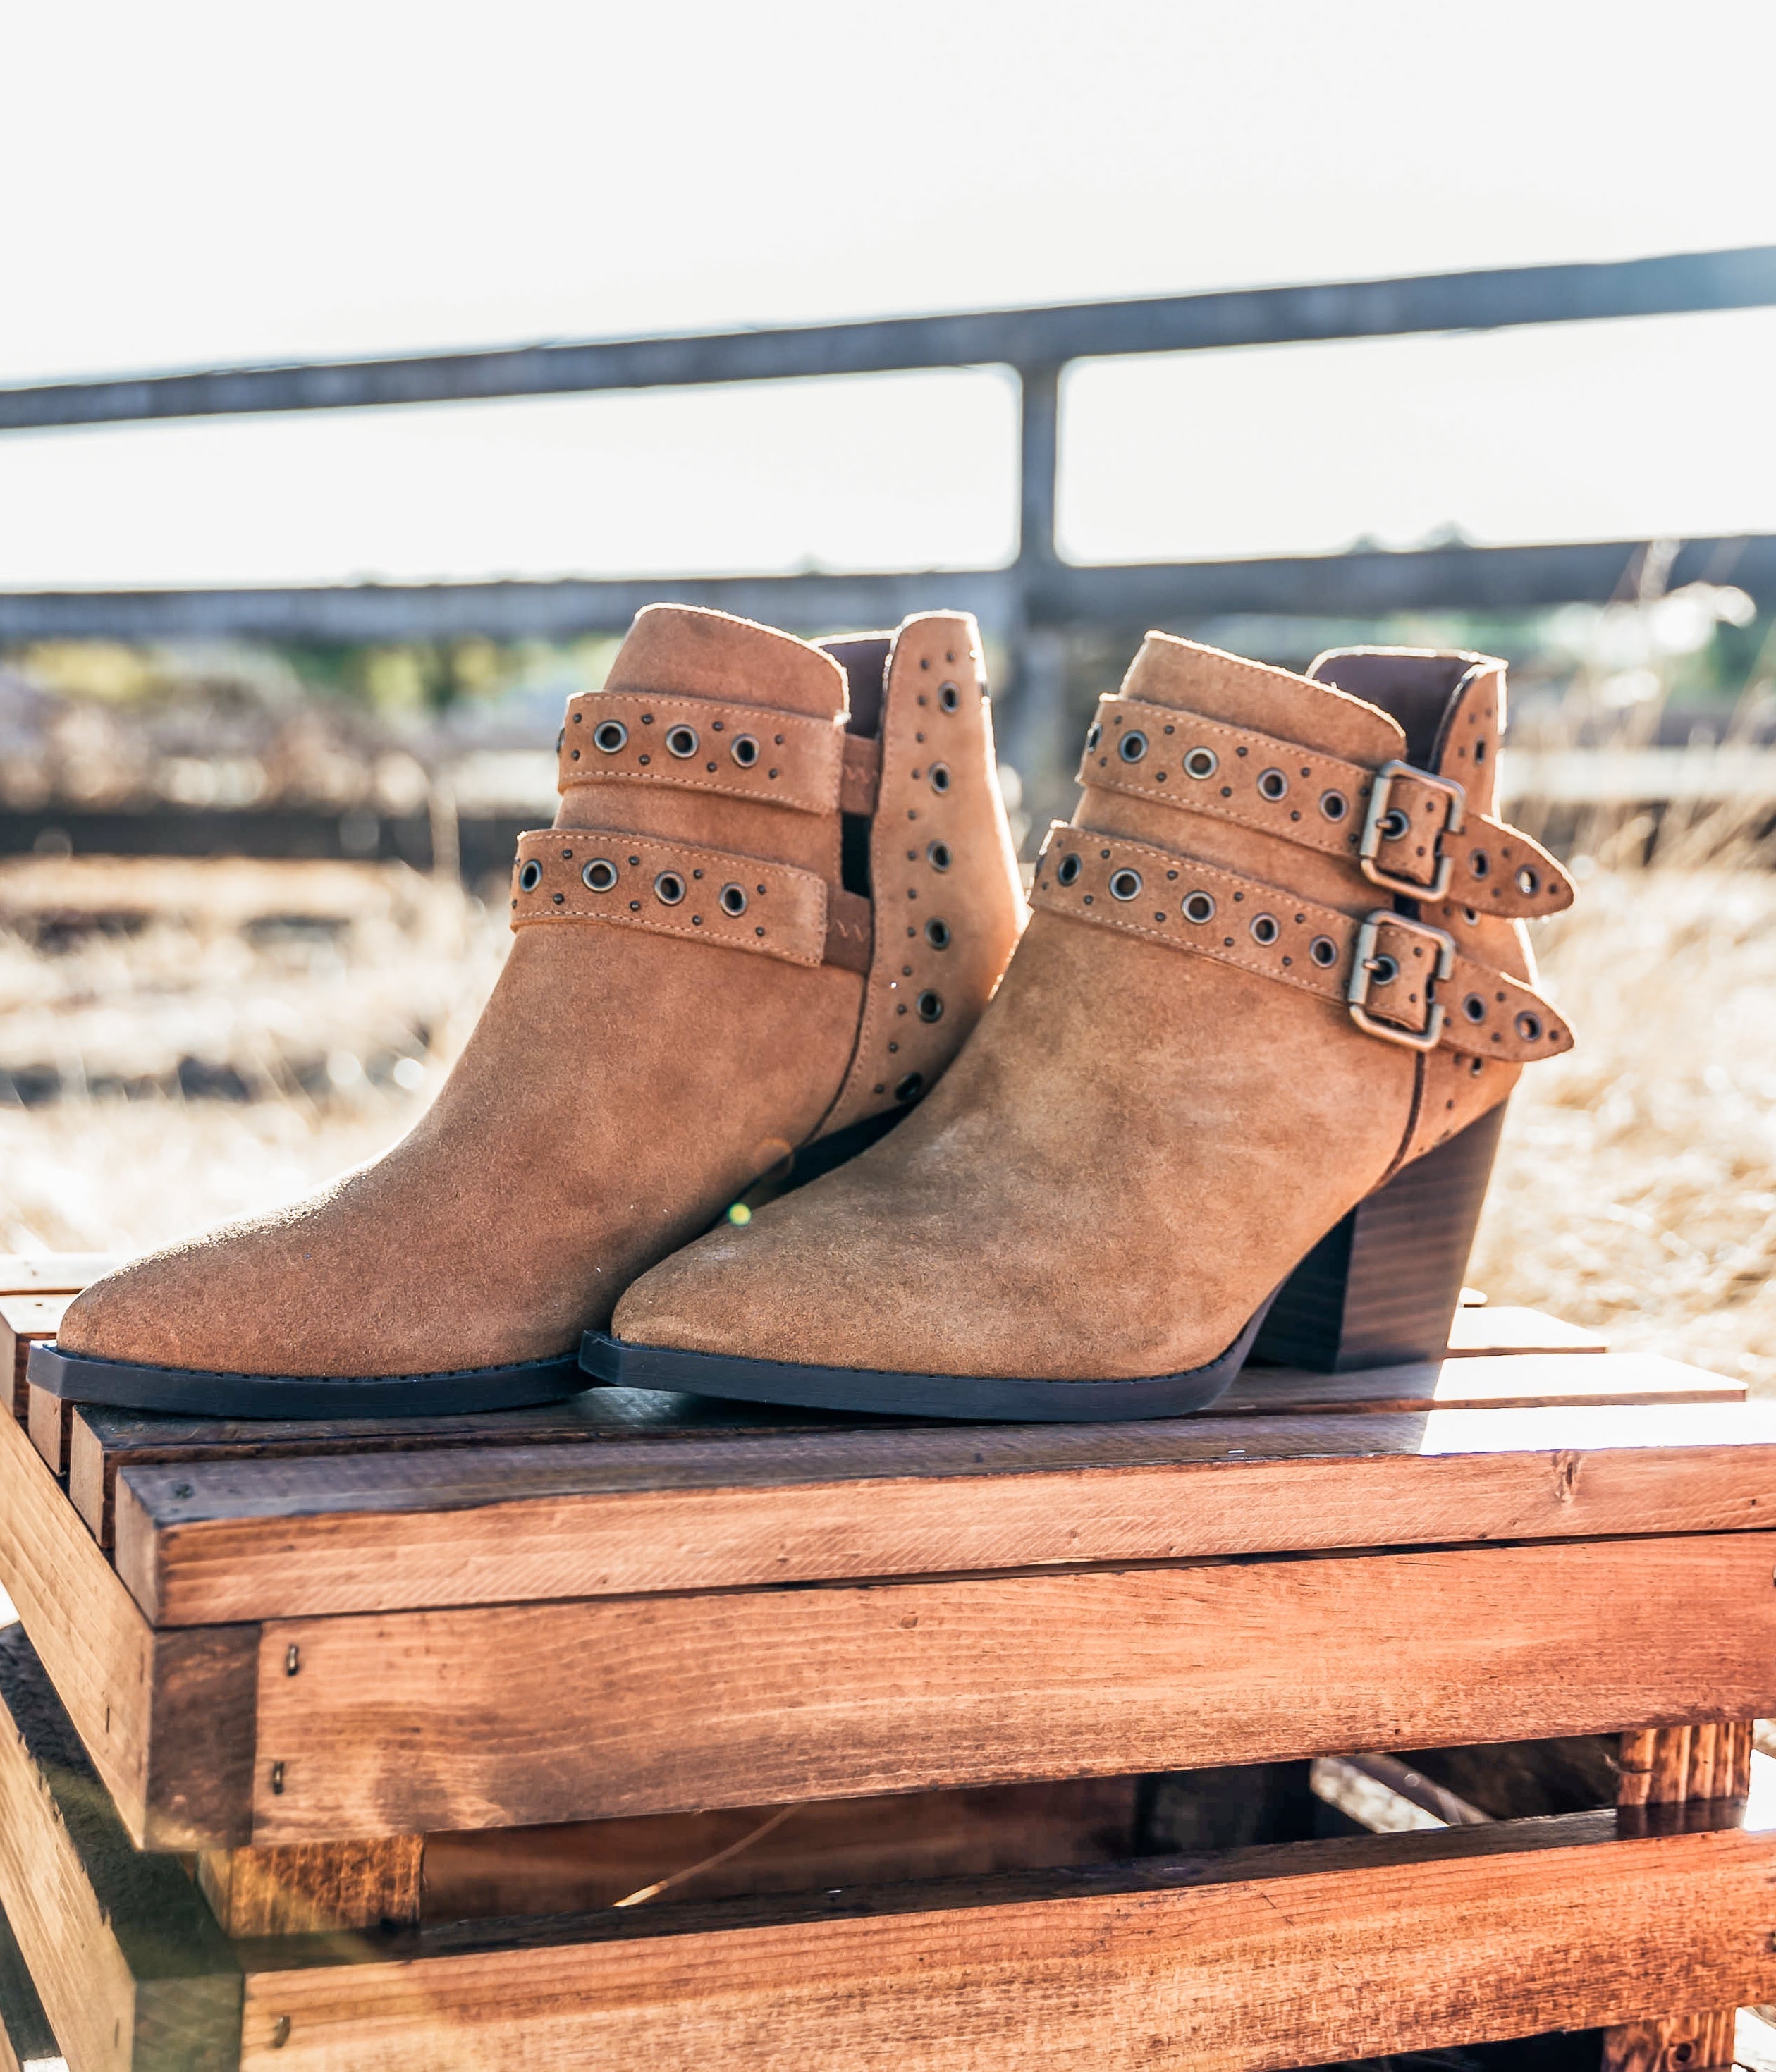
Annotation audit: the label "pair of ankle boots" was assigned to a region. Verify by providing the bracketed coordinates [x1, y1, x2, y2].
[37, 605, 1574, 1424]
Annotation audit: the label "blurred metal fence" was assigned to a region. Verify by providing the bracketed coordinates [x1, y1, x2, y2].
[4, 243, 1775, 839]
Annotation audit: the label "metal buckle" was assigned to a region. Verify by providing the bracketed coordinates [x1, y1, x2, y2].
[1359, 759, 1466, 900]
[1347, 911, 1456, 1052]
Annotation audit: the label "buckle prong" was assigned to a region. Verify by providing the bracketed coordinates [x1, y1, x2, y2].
[1359, 759, 1466, 900]
[1347, 911, 1457, 1052]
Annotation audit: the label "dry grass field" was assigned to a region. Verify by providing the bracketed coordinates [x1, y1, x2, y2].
[1, 842, 1773, 1390]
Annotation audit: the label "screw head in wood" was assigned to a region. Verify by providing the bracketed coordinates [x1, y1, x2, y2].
[270, 1760, 286, 1794]
[285, 1645, 300, 1676]
[270, 2015, 291, 2048]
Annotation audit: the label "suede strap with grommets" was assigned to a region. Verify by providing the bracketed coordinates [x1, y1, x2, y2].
[1077, 694, 1573, 919]
[508, 829, 876, 971]
[556, 689, 869, 817]
[1030, 823, 1572, 1064]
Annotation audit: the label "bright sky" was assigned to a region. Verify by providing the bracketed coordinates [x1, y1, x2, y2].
[5, 0, 1775, 589]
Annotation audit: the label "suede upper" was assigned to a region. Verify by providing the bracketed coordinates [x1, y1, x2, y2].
[613, 636, 1572, 1386]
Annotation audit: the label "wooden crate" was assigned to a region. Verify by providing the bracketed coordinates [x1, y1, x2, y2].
[0, 1256, 1770, 2070]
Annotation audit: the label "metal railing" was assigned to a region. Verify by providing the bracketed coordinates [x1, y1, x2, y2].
[2, 243, 1774, 647]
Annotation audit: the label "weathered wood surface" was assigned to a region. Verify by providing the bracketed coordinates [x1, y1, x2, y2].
[1603, 1719, 1756, 2072]
[0, 1622, 240, 2072]
[235, 1814, 1776, 2072]
[0, 1895, 57, 2072]
[1446, 1304, 1606, 1354]
[113, 1396, 1776, 1626]
[26, 1381, 73, 1480]
[0, 1296, 68, 1423]
[246, 1531, 1776, 1841]
[0, 1409, 256, 1851]
[0, 1253, 120, 1295]
[426, 1779, 1146, 1920]
[61, 1341, 1684, 1552]
[199, 1837, 422, 1938]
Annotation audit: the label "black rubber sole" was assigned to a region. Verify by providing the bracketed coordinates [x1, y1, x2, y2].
[26, 1343, 587, 1419]
[580, 1299, 1273, 1423]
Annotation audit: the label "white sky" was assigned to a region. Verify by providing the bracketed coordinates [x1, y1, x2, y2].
[4, 0, 1775, 589]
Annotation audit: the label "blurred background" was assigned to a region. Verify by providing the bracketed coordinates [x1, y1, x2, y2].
[4, 0, 1775, 1381]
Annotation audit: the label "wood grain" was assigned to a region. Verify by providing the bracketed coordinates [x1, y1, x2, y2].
[1604, 1717, 1756, 2072]
[236, 1812, 1776, 2072]
[1445, 1304, 1606, 1354]
[66, 1344, 1692, 1552]
[247, 1531, 1776, 1842]
[0, 1296, 68, 1422]
[0, 1409, 257, 1850]
[200, 1837, 422, 1937]
[424, 1779, 1144, 1920]
[25, 1383, 72, 1479]
[115, 1396, 1776, 1626]
[0, 1253, 118, 1295]
[0, 1623, 240, 2072]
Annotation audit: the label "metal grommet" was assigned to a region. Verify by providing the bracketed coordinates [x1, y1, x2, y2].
[518, 859, 543, 892]
[926, 840, 952, 871]
[1182, 890, 1216, 924]
[730, 734, 760, 767]
[1108, 868, 1143, 901]
[581, 858, 618, 893]
[1084, 721, 1102, 752]
[1250, 913, 1280, 945]
[894, 1071, 924, 1103]
[939, 682, 960, 711]
[654, 871, 686, 905]
[1368, 953, 1400, 986]
[1515, 1010, 1543, 1042]
[1056, 852, 1082, 887]
[917, 989, 944, 1022]
[1309, 934, 1339, 967]
[929, 762, 951, 792]
[1183, 746, 1219, 780]
[666, 725, 699, 759]
[1463, 993, 1487, 1022]
[1469, 849, 1491, 878]
[1319, 790, 1348, 822]
[924, 917, 950, 949]
[1515, 864, 1540, 895]
[593, 721, 628, 754]
[1377, 809, 1411, 841]
[1257, 768, 1288, 802]
[1118, 730, 1149, 764]
[719, 883, 747, 917]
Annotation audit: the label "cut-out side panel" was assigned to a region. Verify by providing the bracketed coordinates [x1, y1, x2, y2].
[114, 1399, 1776, 1626]
[238, 1813, 1776, 2072]
[246, 1533, 1776, 1841]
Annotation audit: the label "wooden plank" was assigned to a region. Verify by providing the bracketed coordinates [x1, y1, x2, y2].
[245, 1531, 1776, 1841]
[66, 1342, 1670, 1551]
[25, 1386, 71, 1481]
[0, 1254, 119, 1295]
[1447, 1304, 1606, 1354]
[0, 1895, 59, 2072]
[198, 1839, 422, 1938]
[0, 1622, 240, 2072]
[1604, 1719, 1756, 2072]
[115, 1397, 1776, 1626]
[235, 1813, 1776, 2072]
[0, 1409, 258, 1851]
[424, 1778, 1145, 1919]
[0, 1299, 68, 1423]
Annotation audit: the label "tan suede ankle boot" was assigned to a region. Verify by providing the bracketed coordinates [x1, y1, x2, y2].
[38, 606, 1024, 1416]
[591, 635, 1574, 1421]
